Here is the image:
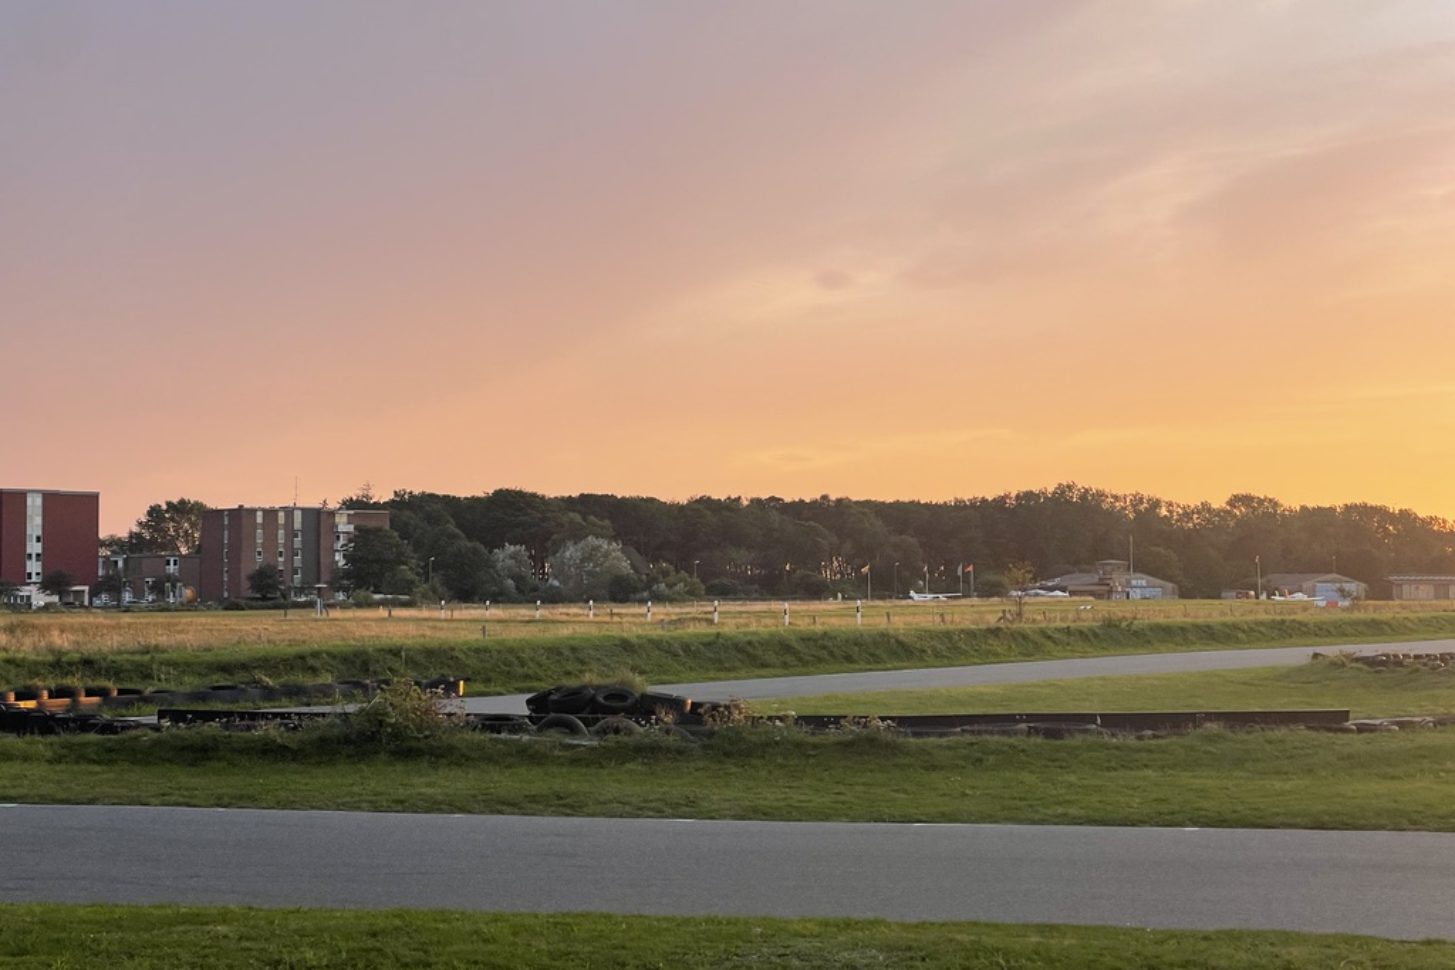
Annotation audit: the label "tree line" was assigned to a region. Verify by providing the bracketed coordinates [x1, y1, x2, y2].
[328, 484, 1455, 601]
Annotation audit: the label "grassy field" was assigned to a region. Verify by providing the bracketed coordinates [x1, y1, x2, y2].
[6, 598, 1455, 654]
[4, 905, 1451, 969]
[6, 724, 1455, 830]
[763, 657, 1455, 719]
[7, 611, 1455, 695]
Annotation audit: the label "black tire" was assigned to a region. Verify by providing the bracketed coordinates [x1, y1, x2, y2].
[592, 686, 639, 715]
[474, 714, 533, 735]
[525, 687, 560, 716]
[638, 691, 691, 717]
[535, 713, 589, 738]
[590, 716, 643, 737]
[547, 685, 596, 716]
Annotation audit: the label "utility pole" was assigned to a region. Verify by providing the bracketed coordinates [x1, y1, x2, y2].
[893, 562, 900, 599]
[1255, 554, 1262, 599]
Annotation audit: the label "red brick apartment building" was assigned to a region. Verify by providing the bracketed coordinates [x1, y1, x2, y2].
[0, 488, 100, 590]
[198, 506, 391, 601]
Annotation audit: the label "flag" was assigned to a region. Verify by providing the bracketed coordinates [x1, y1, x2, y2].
[963, 563, 974, 574]
[859, 563, 871, 575]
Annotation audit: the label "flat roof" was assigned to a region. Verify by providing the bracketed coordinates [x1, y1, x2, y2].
[0, 488, 100, 496]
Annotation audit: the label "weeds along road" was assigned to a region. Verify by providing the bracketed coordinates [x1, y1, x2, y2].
[4, 805, 1455, 940]
[462, 638, 1455, 713]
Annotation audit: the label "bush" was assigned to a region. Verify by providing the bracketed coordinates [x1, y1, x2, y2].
[607, 572, 643, 603]
[336, 682, 458, 746]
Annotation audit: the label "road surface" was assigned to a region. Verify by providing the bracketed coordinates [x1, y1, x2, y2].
[3, 804, 1454, 939]
[463, 638, 1455, 713]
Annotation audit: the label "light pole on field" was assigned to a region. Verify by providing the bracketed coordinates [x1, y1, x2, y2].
[693, 560, 700, 581]
[893, 561, 899, 599]
[427, 557, 436, 584]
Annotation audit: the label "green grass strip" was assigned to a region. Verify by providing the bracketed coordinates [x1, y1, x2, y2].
[8, 612, 1455, 693]
[2, 905, 1453, 969]
[6, 726, 1455, 831]
[764, 659, 1455, 719]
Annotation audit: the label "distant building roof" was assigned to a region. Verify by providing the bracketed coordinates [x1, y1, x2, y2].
[1388, 575, 1455, 582]
[1043, 570, 1176, 588]
[1263, 572, 1364, 588]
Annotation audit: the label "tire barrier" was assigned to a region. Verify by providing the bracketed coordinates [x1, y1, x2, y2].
[528, 684, 680, 720]
[0, 675, 467, 714]
[535, 713, 590, 738]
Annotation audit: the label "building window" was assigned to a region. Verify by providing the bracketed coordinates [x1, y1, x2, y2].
[256, 549, 264, 562]
[256, 529, 264, 544]
[255, 510, 263, 524]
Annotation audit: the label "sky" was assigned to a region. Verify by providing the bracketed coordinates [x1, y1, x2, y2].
[3, 0, 1453, 533]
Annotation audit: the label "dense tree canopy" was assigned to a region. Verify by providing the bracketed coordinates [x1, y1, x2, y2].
[103, 498, 208, 555]
[339, 484, 1455, 600]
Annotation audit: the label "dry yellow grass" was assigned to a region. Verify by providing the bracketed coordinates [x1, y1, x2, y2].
[3, 597, 1452, 656]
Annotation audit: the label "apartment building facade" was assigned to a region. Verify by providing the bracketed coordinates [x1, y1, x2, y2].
[197, 506, 390, 601]
[0, 488, 100, 592]
[99, 552, 201, 605]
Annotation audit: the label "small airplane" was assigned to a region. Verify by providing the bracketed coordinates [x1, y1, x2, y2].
[908, 590, 964, 601]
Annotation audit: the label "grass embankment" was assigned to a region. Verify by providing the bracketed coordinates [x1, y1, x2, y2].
[7, 612, 1455, 694]
[9, 598, 1451, 654]
[6, 725, 1455, 830]
[3, 907, 1451, 970]
[767, 658, 1455, 719]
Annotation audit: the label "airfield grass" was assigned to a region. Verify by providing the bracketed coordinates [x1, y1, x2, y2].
[10, 598, 1453, 654]
[7, 611, 1455, 694]
[3, 907, 1453, 970]
[764, 657, 1455, 720]
[5, 723, 1455, 831]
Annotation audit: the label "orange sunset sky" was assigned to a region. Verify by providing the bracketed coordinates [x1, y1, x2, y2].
[2, 1, 1453, 533]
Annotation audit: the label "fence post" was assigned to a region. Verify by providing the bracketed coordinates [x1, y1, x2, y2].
[712, 600, 719, 624]
[588, 599, 595, 619]
[856, 599, 863, 627]
[783, 601, 790, 627]
[646, 600, 653, 622]
[534, 600, 542, 620]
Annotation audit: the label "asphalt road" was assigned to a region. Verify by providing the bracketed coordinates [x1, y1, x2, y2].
[462, 638, 1455, 713]
[4, 804, 1454, 939]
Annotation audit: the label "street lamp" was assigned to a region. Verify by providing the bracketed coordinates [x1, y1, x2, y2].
[693, 560, 700, 581]
[893, 561, 900, 598]
[427, 557, 436, 584]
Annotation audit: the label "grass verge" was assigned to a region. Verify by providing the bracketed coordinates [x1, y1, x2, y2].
[3, 905, 1454, 969]
[7, 612, 1455, 694]
[763, 658, 1455, 719]
[5, 724, 1455, 830]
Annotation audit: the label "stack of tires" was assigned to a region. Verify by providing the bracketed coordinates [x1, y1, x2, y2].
[523, 684, 693, 739]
